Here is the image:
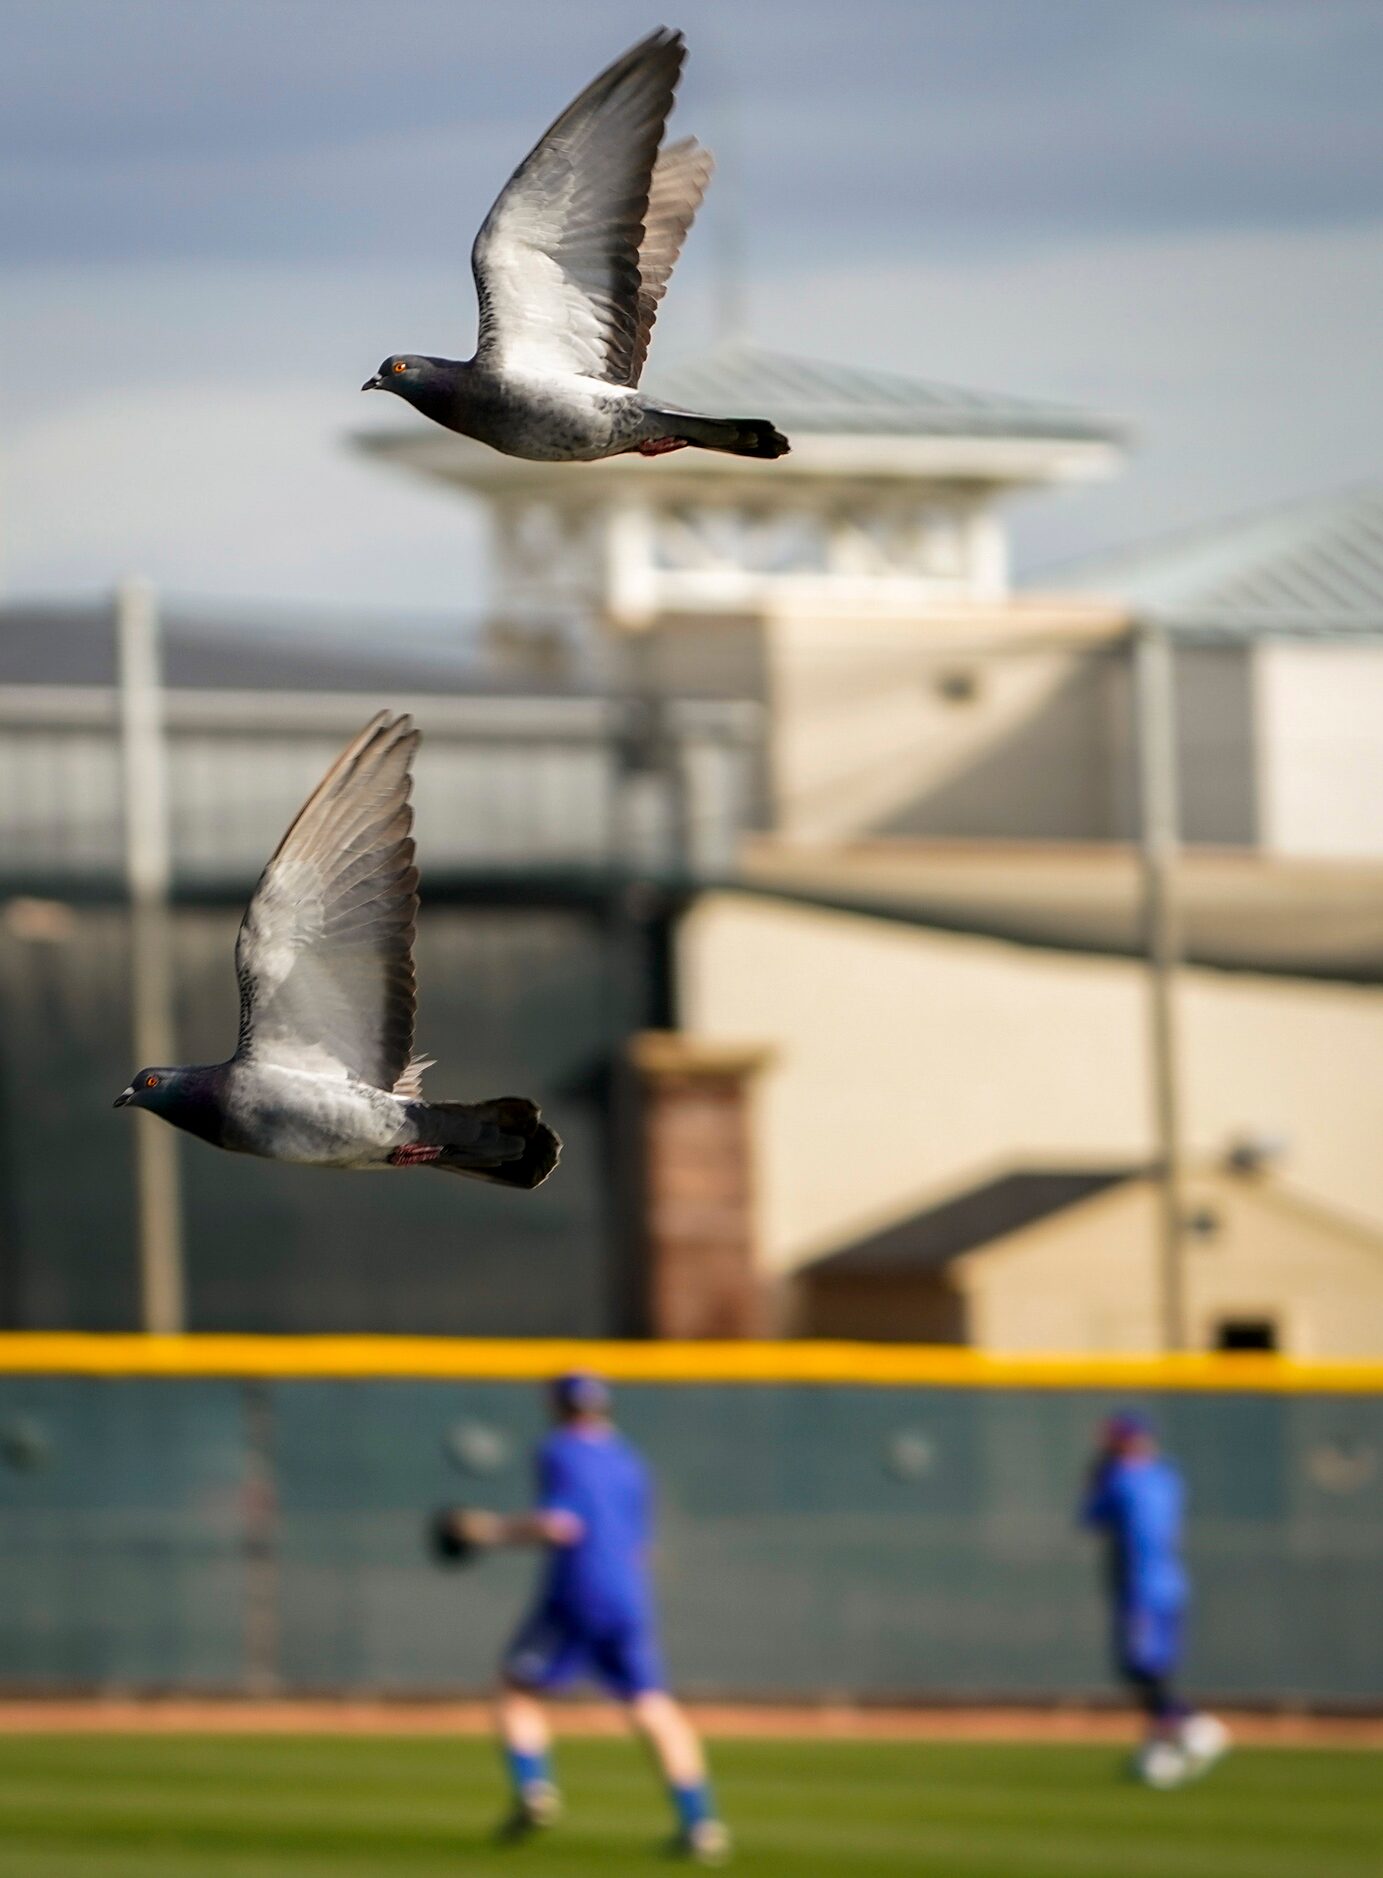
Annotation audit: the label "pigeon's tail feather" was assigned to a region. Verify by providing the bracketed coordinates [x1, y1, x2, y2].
[649, 410, 790, 460]
[422, 1097, 561, 1191]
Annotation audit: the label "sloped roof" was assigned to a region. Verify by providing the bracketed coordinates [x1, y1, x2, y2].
[0, 601, 511, 695]
[645, 341, 1121, 444]
[802, 1168, 1138, 1279]
[1054, 484, 1383, 639]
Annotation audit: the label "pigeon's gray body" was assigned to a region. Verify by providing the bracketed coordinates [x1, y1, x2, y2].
[397, 360, 657, 465]
[116, 714, 560, 1191]
[362, 29, 788, 464]
[220, 1062, 408, 1166]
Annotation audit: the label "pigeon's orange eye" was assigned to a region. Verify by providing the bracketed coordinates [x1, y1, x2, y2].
[391, 360, 407, 375]
[144, 1075, 159, 1089]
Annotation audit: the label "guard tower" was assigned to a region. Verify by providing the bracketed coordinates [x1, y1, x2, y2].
[359, 343, 1125, 838]
[359, 342, 1121, 645]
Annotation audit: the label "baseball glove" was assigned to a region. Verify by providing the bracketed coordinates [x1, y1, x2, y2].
[427, 1506, 478, 1567]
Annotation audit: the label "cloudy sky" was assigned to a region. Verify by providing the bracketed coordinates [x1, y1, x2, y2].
[3, 0, 1381, 613]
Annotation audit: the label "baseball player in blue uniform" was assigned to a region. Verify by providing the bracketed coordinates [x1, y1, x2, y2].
[447, 1373, 729, 1861]
[1081, 1411, 1229, 1787]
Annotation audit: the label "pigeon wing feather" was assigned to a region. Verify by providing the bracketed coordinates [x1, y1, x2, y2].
[628, 137, 713, 386]
[471, 27, 685, 385]
[234, 712, 420, 1090]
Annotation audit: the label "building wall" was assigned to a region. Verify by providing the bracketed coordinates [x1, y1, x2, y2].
[627, 605, 1276, 854]
[626, 607, 1274, 852]
[791, 1269, 967, 1342]
[1257, 642, 1383, 857]
[629, 609, 1374, 858]
[626, 608, 1383, 858]
[626, 600, 1130, 843]
[1174, 645, 1259, 846]
[768, 610, 1124, 843]
[958, 1172, 1383, 1357]
[631, 613, 1383, 859]
[621, 610, 772, 704]
[678, 892, 1383, 1301]
[1105, 642, 1261, 850]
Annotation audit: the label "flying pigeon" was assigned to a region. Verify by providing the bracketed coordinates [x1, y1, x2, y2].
[361, 27, 788, 463]
[114, 713, 560, 1191]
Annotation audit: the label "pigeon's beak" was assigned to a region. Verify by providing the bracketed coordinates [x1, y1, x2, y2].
[361, 374, 385, 392]
[113, 1087, 134, 1108]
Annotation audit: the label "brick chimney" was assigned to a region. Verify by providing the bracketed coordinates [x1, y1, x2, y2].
[630, 1031, 772, 1339]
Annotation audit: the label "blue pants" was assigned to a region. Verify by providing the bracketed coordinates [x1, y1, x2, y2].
[1115, 1603, 1183, 1681]
[503, 1603, 666, 1701]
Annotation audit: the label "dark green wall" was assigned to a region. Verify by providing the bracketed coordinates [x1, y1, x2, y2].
[0, 897, 670, 1336]
[0, 1377, 1377, 1703]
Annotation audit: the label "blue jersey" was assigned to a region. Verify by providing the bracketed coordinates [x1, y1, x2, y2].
[534, 1426, 654, 1627]
[1082, 1454, 1188, 1612]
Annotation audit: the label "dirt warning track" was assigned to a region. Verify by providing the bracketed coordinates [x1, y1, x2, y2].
[0, 1700, 1376, 1748]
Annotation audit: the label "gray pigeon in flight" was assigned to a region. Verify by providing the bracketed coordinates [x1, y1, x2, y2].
[114, 713, 560, 1190]
[361, 27, 789, 463]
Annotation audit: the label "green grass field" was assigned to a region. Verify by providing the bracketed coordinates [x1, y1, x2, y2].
[0, 1735, 1375, 1878]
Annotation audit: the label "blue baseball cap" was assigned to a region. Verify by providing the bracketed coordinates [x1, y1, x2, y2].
[553, 1372, 611, 1414]
[1105, 1409, 1153, 1441]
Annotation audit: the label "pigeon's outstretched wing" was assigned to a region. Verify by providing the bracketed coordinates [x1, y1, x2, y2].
[629, 136, 714, 386]
[471, 27, 686, 386]
[234, 712, 420, 1090]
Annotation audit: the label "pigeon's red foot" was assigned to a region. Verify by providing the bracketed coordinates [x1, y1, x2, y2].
[637, 436, 689, 457]
[388, 1144, 444, 1167]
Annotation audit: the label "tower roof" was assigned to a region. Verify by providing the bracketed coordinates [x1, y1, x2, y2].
[645, 341, 1122, 444]
[1053, 484, 1383, 639]
[355, 341, 1123, 491]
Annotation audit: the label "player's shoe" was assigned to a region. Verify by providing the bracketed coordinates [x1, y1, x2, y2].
[673, 1819, 732, 1864]
[497, 1780, 563, 1841]
[1178, 1712, 1230, 1778]
[1133, 1739, 1188, 1789]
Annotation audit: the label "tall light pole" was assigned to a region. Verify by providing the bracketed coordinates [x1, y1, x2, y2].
[1134, 618, 1187, 1351]
[116, 577, 185, 1335]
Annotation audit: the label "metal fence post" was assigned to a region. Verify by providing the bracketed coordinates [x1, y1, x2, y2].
[1135, 618, 1187, 1351]
[241, 1380, 281, 1693]
[116, 577, 186, 1335]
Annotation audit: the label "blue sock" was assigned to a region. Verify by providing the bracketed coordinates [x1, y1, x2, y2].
[670, 1781, 714, 1832]
[504, 1746, 552, 1796]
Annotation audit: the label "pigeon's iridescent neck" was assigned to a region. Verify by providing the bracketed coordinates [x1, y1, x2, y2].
[402, 359, 475, 432]
[160, 1064, 232, 1148]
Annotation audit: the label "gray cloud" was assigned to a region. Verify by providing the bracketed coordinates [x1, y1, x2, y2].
[3, 0, 1382, 609]
[2, 0, 1381, 269]
[6, 218, 1380, 606]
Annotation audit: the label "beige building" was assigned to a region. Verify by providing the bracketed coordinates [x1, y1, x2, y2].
[792, 1154, 1383, 1358]
[367, 373, 1383, 860]
[1061, 485, 1383, 857]
[639, 482, 1383, 853]
[362, 348, 1383, 1356]
[678, 890, 1383, 1347]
